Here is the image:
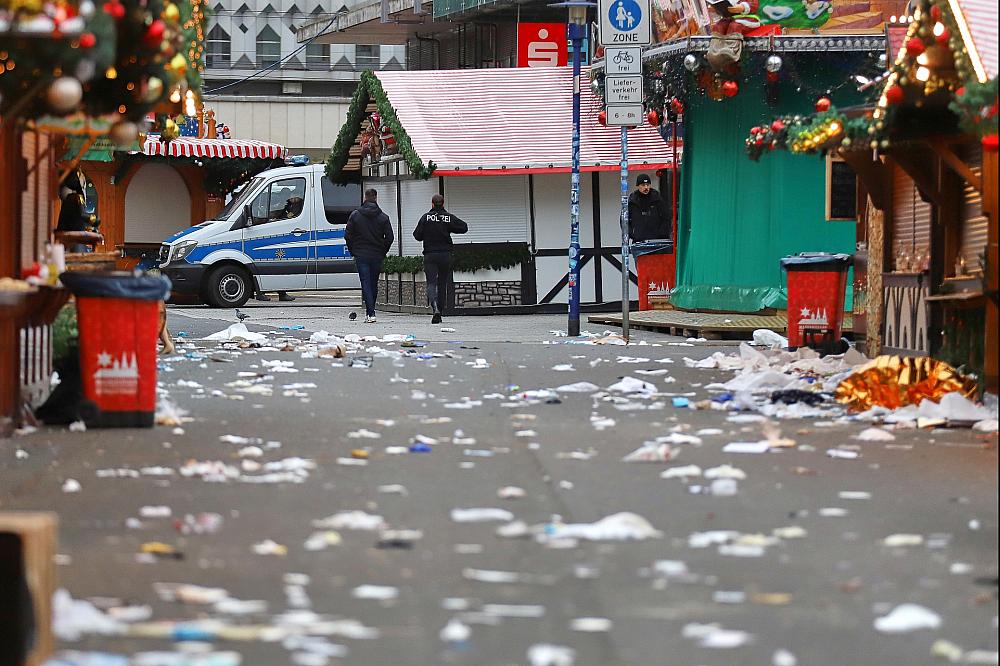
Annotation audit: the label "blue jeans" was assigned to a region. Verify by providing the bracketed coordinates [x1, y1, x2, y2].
[355, 257, 383, 317]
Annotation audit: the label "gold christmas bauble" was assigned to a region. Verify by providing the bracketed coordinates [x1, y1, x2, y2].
[163, 3, 180, 22]
[109, 120, 139, 148]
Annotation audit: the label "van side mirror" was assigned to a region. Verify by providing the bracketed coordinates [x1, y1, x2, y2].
[243, 204, 253, 228]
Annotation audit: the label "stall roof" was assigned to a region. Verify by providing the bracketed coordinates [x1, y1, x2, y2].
[328, 67, 678, 179]
[954, 0, 997, 81]
[141, 137, 287, 160]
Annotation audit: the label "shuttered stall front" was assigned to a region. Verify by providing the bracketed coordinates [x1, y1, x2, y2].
[365, 180, 399, 254]
[442, 175, 529, 244]
[891, 164, 933, 270]
[399, 177, 440, 256]
[960, 144, 988, 274]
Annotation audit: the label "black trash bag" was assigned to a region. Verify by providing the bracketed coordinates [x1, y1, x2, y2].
[34, 345, 83, 425]
[770, 389, 828, 406]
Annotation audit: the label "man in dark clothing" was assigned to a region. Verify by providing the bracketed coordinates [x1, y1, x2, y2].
[413, 194, 468, 324]
[627, 174, 671, 241]
[345, 188, 394, 323]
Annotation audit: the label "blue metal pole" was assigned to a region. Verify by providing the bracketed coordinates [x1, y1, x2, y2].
[620, 125, 630, 340]
[567, 22, 584, 337]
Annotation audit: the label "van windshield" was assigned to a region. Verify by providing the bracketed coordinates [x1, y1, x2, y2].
[212, 177, 264, 221]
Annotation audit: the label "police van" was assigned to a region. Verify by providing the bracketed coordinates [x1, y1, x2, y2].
[158, 162, 362, 307]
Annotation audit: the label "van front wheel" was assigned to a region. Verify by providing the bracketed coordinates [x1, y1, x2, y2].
[205, 264, 252, 308]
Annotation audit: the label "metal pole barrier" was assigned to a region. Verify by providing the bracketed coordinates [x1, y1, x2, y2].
[620, 126, 630, 341]
[567, 24, 584, 337]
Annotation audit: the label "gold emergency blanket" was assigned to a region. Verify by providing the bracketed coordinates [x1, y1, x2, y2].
[835, 355, 977, 412]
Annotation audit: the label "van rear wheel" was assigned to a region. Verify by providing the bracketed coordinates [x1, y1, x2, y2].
[205, 264, 252, 308]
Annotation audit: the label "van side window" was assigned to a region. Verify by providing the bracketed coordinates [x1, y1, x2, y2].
[250, 177, 307, 224]
[321, 178, 361, 225]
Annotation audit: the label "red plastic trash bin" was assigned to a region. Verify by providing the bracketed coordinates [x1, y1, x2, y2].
[633, 240, 675, 310]
[60, 271, 171, 428]
[780, 253, 852, 350]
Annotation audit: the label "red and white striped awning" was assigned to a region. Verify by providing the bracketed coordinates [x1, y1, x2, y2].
[141, 137, 287, 160]
[374, 67, 680, 176]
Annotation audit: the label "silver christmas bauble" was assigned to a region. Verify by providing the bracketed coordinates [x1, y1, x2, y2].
[683, 54, 699, 72]
[46, 77, 83, 113]
[109, 120, 139, 148]
[765, 54, 783, 73]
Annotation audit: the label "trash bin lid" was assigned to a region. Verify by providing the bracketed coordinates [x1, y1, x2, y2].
[780, 253, 852, 270]
[60, 271, 171, 301]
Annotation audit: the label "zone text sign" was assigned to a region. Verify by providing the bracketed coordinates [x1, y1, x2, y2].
[599, 0, 651, 46]
[605, 75, 643, 104]
[606, 104, 643, 126]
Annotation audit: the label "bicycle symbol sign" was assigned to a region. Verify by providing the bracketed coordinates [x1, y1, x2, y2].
[599, 0, 650, 46]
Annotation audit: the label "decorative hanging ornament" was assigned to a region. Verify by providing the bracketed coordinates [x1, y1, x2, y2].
[598, 110, 607, 126]
[683, 54, 699, 72]
[670, 98, 684, 114]
[936, 27, 950, 45]
[162, 2, 180, 22]
[906, 37, 926, 57]
[647, 110, 659, 126]
[109, 120, 139, 148]
[79, 32, 96, 48]
[885, 84, 905, 105]
[765, 54, 783, 73]
[766, 71, 780, 83]
[591, 78, 601, 95]
[930, 5, 941, 20]
[771, 119, 785, 132]
[144, 19, 166, 47]
[983, 134, 999, 153]
[722, 80, 739, 98]
[102, 0, 124, 19]
[815, 96, 832, 112]
[46, 77, 83, 113]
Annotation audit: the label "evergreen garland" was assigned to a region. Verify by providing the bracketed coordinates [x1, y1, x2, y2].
[325, 70, 436, 184]
[948, 79, 998, 139]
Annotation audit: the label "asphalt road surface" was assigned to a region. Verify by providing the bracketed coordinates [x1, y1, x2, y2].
[3, 294, 997, 665]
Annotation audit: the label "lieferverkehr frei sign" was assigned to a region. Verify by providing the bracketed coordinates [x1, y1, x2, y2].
[598, 0, 651, 46]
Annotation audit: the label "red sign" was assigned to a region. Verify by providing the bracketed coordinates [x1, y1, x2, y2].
[517, 22, 568, 67]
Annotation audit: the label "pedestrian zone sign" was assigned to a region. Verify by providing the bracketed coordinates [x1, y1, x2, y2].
[599, 0, 651, 46]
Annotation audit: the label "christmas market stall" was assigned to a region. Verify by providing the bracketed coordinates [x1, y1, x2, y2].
[741, 0, 997, 390]
[70, 123, 287, 270]
[1, 0, 206, 438]
[324, 67, 680, 313]
[612, 0, 908, 322]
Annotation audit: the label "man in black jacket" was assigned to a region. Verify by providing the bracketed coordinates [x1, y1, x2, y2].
[627, 174, 671, 241]
[346, 189, 394, 323]
[413, 194, 468, 324]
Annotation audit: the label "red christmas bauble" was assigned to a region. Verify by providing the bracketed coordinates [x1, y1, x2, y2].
[598, 111, 607, 126]
[983, 133, 999, 153]
[670, 98, 684, 114]
[103, 0, 125, 19]
[751, 126, 762, 134]
[79, 32, 96, 48]
[766, 71, 780, 83]
[930, 5, 941, 20]
[647, 110, 659, 126]
[815, 97, 832, 112]
[885, 84, 905, 105]
[936, 28, 950, 44]
[956, 86, 966, 97]
[906, 37, 926, 57]
[144, 19, 166, 46]
[722, 80, 739, 97]
[770, 119, 785, 132]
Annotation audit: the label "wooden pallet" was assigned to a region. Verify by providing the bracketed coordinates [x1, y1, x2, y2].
[588, 310, 854, 339]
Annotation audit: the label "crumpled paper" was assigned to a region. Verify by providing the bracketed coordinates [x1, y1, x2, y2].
[835, 356, 976, 412]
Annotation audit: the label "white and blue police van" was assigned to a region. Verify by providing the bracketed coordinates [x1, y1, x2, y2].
[158, 161, 362, 307]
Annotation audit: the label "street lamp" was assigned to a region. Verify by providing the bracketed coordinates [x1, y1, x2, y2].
[550, 0, 595, 337]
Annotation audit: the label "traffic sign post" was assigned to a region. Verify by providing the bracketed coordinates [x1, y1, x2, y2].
[598, 0, 646, 342]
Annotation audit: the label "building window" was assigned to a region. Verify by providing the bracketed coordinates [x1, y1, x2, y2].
[355, 44, 380, 69]
[306, 42, 329, 70]
[206, 24, 231, 68]
[256, 25, 281, 68]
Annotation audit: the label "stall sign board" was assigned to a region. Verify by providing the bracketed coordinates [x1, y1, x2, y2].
[599, 0, 651, 46]
[605, 75, 643, 104]
[606, 104, 643, 126]
[604, 46, 642, 75]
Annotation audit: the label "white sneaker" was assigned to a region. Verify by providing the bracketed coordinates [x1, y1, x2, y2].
[365, 315, 376, 323]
